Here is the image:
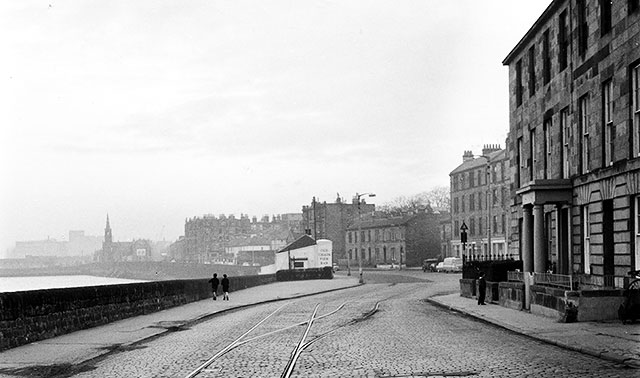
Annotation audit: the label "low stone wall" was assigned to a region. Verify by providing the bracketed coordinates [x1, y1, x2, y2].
[461, 279, 498, 302]
[487, 281, 499, 303]
[530, 284, 567, 319]
[576, 289, 625, 322]
[459, 278, 476, 298]
[0, 274, 276, 351]
[498, 281, 524, 310]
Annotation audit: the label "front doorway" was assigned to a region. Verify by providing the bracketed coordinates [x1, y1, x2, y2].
[603, 199, 615, 277]
[558, 207, 570, 275]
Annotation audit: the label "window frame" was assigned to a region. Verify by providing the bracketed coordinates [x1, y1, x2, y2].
[558, 10, 568, 70]
[543, 29, 551, 85]
[583, 204, 591, 274]
[633, 64, 640, 157]
[516, 59, 523, 106]
[580, 95, 591, 173]
[517, 137, 523, 187]
[577, 0, 589, 57]
[600, 0, 612, 36]
[530, 128, 537, 180]
[528, 45, 536, 97]
[603, 80, 614, 166]
[560, 108, 570, 178]
[543, 117, 552, 178]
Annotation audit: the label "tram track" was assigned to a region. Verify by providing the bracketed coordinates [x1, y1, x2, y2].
[183, 299, 382, 378]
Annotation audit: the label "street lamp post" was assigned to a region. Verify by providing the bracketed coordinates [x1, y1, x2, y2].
[486, 161, 492, 259]
[356, 192, 376, 284]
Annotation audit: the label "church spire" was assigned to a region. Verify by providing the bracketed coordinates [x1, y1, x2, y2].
[104, 214, 112, 244]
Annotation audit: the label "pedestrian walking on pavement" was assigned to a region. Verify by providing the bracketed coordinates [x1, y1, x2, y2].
[477, 271, 487, 305]
[208, 273, 220, 300]
[221, 274, 230, 300]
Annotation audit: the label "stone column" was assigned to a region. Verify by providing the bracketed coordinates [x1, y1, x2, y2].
[522, 205, 533, 273]
[533, 204, 547, 273]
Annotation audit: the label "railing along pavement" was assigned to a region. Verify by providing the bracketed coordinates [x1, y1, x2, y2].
[507, 271, 618, 290]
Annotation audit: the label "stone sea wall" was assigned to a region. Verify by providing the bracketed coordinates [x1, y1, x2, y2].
[0, 274, 275, 351]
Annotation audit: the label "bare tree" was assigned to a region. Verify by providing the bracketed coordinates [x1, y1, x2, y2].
[378, 186, 450, 216]
[423, 186, 450, 212]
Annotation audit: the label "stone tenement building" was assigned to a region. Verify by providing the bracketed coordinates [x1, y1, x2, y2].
[345, 212, 440, 267]
[302, 194, 375, 264]
[503, 0, 640, 284]
[449, 145, 511, 259]
[183, 213, 301, 263]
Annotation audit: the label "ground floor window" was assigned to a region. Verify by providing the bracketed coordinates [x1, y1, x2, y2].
[635, 196, 640, 270]
[582, 205, 591, 274]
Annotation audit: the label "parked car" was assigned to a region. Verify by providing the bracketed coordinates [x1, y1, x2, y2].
[436, 257, 463, 273]
[332, 263, 340, 272]
[422, 258, 439, 272]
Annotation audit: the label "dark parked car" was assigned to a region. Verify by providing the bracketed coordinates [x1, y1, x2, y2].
[422, 258, 439, 272]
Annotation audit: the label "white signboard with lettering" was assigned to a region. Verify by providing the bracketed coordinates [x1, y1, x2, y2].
[316, 239, 332, 267]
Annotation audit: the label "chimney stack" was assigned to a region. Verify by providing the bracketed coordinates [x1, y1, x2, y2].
[462, 150, 474, 162]
[481, 144, 501, 157]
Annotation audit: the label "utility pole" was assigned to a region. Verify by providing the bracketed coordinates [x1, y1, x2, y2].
[312, 196, 317, 240]
[356, 192, 375, 284]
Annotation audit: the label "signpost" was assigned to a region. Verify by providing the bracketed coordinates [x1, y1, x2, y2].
[460, 221, 468, 259]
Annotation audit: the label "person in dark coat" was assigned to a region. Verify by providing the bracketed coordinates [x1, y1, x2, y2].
[208, 273, 220, 300]
[221, 274, 230, 300]
[477, 271, 487, 305]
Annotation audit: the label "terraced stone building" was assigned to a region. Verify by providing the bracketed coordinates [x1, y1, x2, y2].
[449, 145, 511, 260]
[503, 0, 640, 285]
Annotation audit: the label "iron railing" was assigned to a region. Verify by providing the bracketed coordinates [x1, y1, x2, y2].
[464, 253, 518, 262]
[574, 274, 617, 289]
[506, 271, 619, 290]
[533, 272, 574, 290]
[507, 271, 524, 282]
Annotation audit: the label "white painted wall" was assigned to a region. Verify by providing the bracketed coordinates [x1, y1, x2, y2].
[275, 239, 333, 271]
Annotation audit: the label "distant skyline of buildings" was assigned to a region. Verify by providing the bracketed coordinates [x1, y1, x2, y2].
[7, 230, 103, 259]
[3, 211, 308, 262]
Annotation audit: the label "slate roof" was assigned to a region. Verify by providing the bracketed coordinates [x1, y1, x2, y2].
[346, 215, 418, 231]
[277, 234, 316, 253]
[449, 149, 505, 175]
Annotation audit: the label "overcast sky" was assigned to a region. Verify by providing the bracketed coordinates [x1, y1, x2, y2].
[0, 0, 551, 256]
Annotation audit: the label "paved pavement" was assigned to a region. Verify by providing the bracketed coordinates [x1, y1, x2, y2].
[427, 293, 640, 369]
[1, 272, 639, 374]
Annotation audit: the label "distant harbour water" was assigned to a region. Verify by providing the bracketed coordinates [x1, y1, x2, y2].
[0, 275, 148, 293]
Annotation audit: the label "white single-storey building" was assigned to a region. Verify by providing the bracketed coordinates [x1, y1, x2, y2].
[275, 235, 332, 271]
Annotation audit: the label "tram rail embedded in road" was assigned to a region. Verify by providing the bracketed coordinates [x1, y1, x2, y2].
[182, 300, 380, 378]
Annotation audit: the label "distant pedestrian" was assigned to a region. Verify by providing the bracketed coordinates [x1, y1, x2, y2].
[477, 272, 486, 305]
[221, 274, 230, 300]
[208, 273, 220, 300]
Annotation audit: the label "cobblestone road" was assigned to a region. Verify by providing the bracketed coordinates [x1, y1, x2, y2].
[64, 272, 637, 377]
